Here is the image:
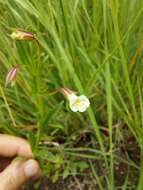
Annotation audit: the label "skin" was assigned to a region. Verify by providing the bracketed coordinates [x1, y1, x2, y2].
[0, 134, 41, 190]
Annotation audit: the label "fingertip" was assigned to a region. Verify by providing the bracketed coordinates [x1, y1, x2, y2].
[0, 159, 41, 190]
[18, 140, 33, 158]
[24, 159, 41, 179]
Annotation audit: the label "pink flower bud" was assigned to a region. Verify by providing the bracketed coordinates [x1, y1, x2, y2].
[10, 30, 35, 41]
[5, 65, 19, 86]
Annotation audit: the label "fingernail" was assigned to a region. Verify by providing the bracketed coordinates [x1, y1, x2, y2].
[24, 159, 39, 178]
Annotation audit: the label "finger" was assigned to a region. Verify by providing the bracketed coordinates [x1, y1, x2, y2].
[0, 134, 33, 157]
[0, 159, 41, 190]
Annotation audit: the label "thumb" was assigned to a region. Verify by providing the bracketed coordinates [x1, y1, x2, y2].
[0, 159, 41, 190]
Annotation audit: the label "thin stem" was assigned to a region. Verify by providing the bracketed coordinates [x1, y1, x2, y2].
[0, 85, 16, 127]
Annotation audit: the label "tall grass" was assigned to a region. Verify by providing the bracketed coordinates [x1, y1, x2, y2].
[0, 0, 143, 189]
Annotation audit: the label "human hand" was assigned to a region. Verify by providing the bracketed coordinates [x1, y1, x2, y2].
[0, 134, 41, 190]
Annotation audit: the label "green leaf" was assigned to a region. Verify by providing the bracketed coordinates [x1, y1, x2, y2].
[77, 161, 89, 171]
[63, 166, 70, 179]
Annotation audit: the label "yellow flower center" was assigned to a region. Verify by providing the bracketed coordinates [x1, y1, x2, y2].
[73, 99, 84, 108]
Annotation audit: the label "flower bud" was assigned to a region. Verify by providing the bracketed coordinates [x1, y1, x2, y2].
[10, 30, 35, 41]
[5, 65, 19, 86]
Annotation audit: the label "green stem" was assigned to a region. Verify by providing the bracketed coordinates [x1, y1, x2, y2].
[0, 85, 16, 127]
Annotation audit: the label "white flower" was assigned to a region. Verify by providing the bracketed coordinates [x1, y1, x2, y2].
[68, 94, 90, 112]
[60, 87, 90, 112]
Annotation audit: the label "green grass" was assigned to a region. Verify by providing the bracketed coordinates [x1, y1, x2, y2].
[0, 0, 143, 189]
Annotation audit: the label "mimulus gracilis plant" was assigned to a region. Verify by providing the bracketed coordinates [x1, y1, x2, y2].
[1, 0, 142, 188]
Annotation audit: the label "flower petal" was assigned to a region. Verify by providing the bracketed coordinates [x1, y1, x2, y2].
[69, 102, 79, 112]
[68, 94, 78, 102]
[79, 95, 90, 106]
[78, 105, 88, 112]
